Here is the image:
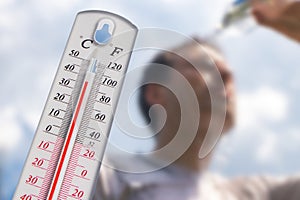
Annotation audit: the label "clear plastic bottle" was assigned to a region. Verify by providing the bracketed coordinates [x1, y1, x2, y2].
[221, 0, 253, 29]
[207, 0, 267, 40]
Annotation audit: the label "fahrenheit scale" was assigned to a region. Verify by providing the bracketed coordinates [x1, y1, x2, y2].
[14, 10, 137, 200]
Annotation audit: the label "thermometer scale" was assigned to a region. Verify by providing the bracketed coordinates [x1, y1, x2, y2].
[13, 10, 137, 200]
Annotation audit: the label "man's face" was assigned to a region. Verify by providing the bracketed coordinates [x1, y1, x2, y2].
[167, 47, 236, 132]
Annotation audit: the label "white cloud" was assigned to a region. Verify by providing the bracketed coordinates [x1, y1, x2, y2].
[276, 127, 300, 153]
[253, 126, 300, 167]
[0, 0, 13, 9]
[0, 106, 22, 151]
[29, 0, 81, 13]
[233, 86, 289, 165]
[161, 0, 197, 5]
[237, 86, 289, 130]
[0, 3, 32, 53]
[211, 86, 294, 174]
[255, 129, 279, 164]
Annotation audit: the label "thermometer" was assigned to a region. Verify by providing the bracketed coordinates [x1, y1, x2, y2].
[13, 10, 137, 200]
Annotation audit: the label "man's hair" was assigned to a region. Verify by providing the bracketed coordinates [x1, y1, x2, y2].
[138, 36, 221, 123]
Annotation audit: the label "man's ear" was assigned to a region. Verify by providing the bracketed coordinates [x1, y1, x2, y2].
[145, 84, 165, 105]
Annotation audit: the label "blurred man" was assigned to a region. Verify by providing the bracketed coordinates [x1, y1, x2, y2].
[93, 37, 300, 200]
[251, 0, 300, 42]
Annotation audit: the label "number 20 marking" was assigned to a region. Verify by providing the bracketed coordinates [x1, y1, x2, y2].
[72, 189, 84, 198]
[32, 158, 44, 167]
[83, 150, 95, 158]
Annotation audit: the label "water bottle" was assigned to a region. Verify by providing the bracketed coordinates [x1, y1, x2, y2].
[207, 0, 268, 40]
[220, 0, 252, 29]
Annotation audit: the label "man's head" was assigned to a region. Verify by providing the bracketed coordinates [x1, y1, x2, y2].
[139, 37, 236, 149]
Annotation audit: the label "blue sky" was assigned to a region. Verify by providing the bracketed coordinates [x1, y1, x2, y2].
[1, 0, 300, 199]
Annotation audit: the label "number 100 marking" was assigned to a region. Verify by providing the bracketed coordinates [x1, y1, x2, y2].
[102, 77, 117, 87]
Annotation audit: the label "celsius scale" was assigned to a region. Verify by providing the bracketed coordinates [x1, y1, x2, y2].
[13, 10, 137, 200]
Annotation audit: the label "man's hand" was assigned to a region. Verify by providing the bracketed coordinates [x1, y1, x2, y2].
[251, 0, 300, 42]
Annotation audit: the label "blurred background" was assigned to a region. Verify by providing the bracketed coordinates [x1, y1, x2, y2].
[1, 0, 300, 199]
